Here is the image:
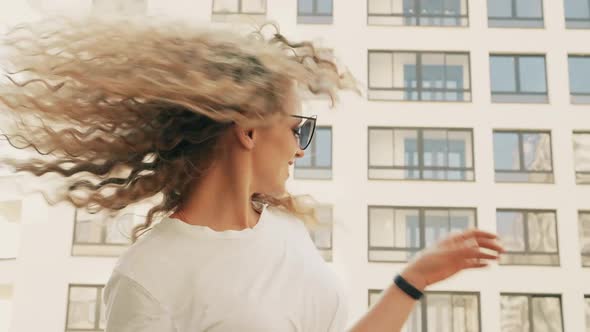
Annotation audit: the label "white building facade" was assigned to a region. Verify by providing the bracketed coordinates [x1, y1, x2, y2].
[1, 0, 590, 331]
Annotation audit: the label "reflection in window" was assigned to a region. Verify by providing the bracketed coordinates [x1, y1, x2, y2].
[367, 0, 469, 27]
[66, 285, 106, 332]
[490, 55, 548, 103]
[298, 0, 333, 24]
[0, 285, 12, 332]
[368, 206, 476, 262]
[574, 132, 590, 184]
[92, 0, 147, 15]
[369, 290, 480, 332]
[368, 51, 471, 101]
[568, 56, 590, 103]
[369, 127, 474, 181]
[0, 201, 21, 260]
[565, 0, 590, 28]
[493, 131, 553, 183]
[308, 205, 333, 262]
[501, 294, 563, 332]
[487, 0, 544, 28]
[212, 0, 266, 21]
[295, 127, 332, 180]
[496, 209, 559, 266]
[72, 210, 145, 257]
[580, 211, 590, 267]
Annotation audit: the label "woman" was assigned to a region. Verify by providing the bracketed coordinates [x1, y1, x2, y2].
[0, 17, 504, 331]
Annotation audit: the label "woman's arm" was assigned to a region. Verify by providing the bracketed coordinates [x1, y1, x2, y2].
[347, 229, 505, 332]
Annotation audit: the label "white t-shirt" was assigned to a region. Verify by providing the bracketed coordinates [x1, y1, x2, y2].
[103, 204, 349, 332]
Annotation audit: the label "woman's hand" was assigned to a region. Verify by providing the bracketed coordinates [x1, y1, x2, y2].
[400, 229, 505, 291]
[348, 229, 505, 331]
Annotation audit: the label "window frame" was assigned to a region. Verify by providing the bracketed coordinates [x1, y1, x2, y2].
[72, 210, 137, 247]
[367, 126, 476, 182]
[309, 205, 334, 262]
[573, 131, 590, 184]
[92, 0, 148, 15]
[211, 0, 267, 16]
[0, 200, 22, 261]
[297, 0, 333, 24]
[564, 0, 590, 28]
[71, 209, 146, 257]
[368, 205, 478, 263]
[65, 284, 105, 332]
[493, 129, 554, 183]
[366, 0, 470, 27]
[294, 126, 333, 180]
[568, 56, 590, 104]
[489, 54, 549, 103]
[500, 293, 565, 332]
[580, 210, 590, 267]
[585, 295, 590, 329]
[367, 50, 473, 102]
[487, 0, 545, 28]
[496, 208, 560, 266]
[368, 289, 482, 331]
[310, 205, 333, 251]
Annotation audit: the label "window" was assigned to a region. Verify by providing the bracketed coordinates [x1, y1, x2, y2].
[368, 127, 474, 181]
[298, 0, 333, 24]
[500, 294, 563, 332]
[580, 211, 590, 267]
[0, 201, 21, 260]
[496, 209, 559, 266]
[72, 209, 145, 257]
[66, 285, 106, 332]
[369, 290, 480, 332]
[569, 56, 590, 103]
[309, 205, 333, 261]
[92, 0, 147, 15]
[565, 0, 590, 28]
[574, 132, 590, 184]
[367, 0, 469, 27]
[490, 55, 548, 103]
[368, 51, 471, 102]
[212, 0, 266, 21]
[368, 206, 476, 262]
[487, 0, 544, 28]
[0, 285, 12, 332]
[493, 130, 554, 183]
[294, 126, 332, 179]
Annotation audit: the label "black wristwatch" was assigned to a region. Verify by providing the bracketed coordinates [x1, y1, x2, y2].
[394, 274, 424, 300]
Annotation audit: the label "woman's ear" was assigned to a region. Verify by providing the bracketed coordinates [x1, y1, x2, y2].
[233, 125, 256, 150]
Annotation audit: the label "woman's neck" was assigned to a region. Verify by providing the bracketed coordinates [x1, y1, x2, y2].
[169, 161, 261, 231]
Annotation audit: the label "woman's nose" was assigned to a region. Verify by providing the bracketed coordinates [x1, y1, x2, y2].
[295, 148, 305, 159]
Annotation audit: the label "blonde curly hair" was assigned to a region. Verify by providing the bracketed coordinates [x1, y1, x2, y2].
[0, 17, 358, 240]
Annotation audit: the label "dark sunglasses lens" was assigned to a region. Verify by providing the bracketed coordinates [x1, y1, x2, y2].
[299, 120, 313, 149]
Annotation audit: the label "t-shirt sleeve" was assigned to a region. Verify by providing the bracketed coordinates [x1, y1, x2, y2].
[103, 270, 176, 332]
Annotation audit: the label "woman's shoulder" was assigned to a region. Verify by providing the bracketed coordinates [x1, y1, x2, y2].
[112, 222, 183, 280]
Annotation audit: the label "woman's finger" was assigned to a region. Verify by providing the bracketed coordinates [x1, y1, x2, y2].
[474, 251, 499, 261]
[438, 229, 498, 248]
[455, 245, 500, 260]
[462, 260, 489, 269]
[474, 237, 505, 253]
[465, 229, 498, 240]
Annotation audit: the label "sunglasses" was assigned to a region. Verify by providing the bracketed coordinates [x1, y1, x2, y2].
[290, 115, 317, 150]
